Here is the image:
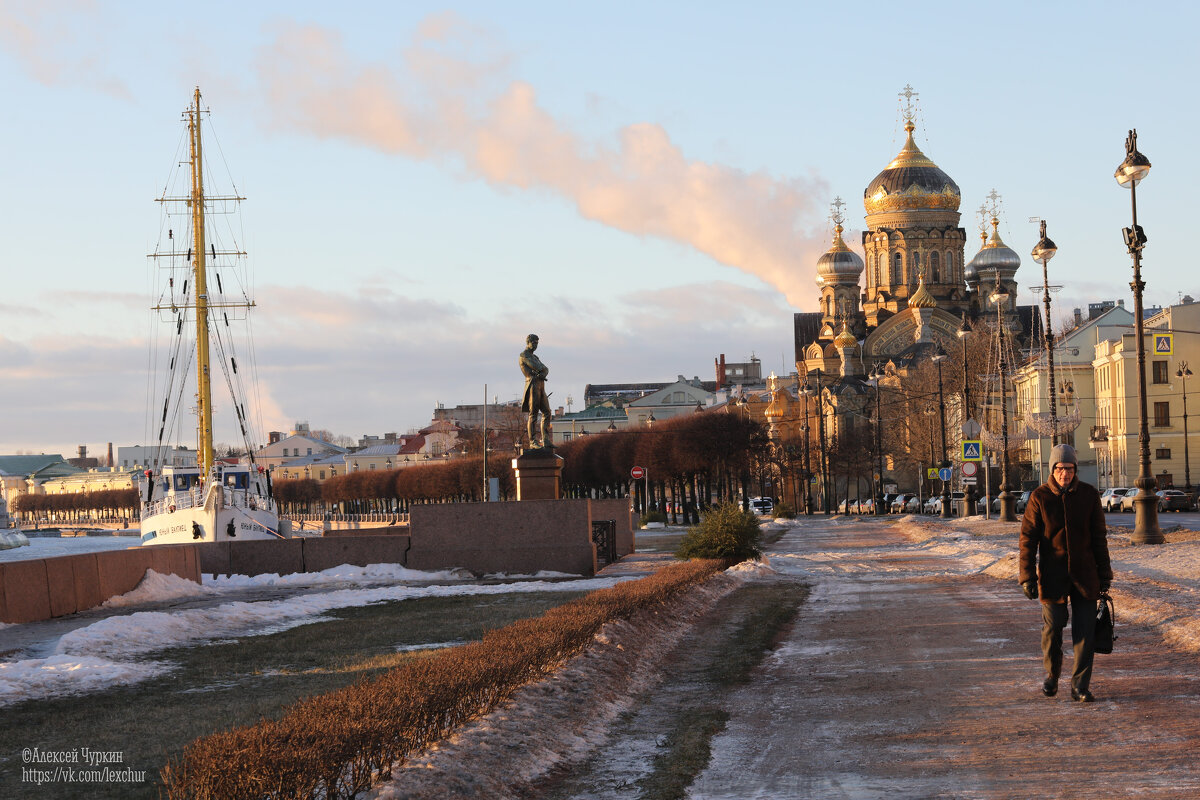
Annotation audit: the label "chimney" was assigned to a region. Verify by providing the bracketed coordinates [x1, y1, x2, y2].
[106, 442, 114, 468]
[1073, 308, 1082, 326]
[715, 354, 726, 391]
[1118, 299, 1125, 307]
[78, 445, 87, 460]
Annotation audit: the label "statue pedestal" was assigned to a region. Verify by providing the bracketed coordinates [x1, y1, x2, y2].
[512, 451, 564, 500]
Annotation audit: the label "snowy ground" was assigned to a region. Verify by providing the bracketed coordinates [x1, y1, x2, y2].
[0, 563, 633, 707]
[364, 514, 1200, 798]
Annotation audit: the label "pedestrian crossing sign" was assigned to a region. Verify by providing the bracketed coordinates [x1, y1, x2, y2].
[961, 440, 983, 462]
[1154, 333, 1173, 355]
[927, 467, 939, 479]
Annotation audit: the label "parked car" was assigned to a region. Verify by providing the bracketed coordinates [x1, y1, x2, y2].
[922, 495, 939, 514]
[857, 498, 875, 515]
[904, 495, 922, 513]
[1156, 489, 1194, 512]
[1100, 487, 1131, 512]
[1119, 487, 1140, 512]
[749, 497, 774, 514]
[1015, 490, 1032, 514]
[891, 493, 914, 513]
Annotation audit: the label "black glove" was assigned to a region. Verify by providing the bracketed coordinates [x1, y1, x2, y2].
[1022, 580, 1039, 600]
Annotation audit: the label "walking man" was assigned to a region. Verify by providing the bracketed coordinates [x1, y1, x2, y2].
[1018, 443, 1113, 702]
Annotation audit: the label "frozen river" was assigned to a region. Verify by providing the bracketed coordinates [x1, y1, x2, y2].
[0, 530, 140, 562]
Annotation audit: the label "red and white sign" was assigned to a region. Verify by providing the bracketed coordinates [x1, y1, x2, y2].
[631, 466, 645, 480]
[962, 461, 978, 478]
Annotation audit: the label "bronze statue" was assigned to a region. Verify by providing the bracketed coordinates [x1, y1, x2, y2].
[520, 333, 553, 450]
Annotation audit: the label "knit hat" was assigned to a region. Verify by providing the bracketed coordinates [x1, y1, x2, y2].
[1050, 443, 1078, 467]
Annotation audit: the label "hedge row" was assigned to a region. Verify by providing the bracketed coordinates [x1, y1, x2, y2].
[161, 558, 725, 799]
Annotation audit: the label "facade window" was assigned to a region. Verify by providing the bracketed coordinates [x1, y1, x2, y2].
[307, 447, 313, 455]
[319, 470, 326, 480]
[1156, 448, 1172, 460]
[892, 252, 902, 284]
[1153, 360, 1169, 384]
[369, 463, 376, 470]
[930, 251, 940, 282]
[1154, 401, 1171, 427]
[945, 251, 953, 275]
[910, 251, 921, 280]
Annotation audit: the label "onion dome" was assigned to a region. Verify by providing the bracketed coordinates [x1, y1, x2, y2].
[864, 120, 961, 216]
[815, 222, 865, 286]
[909, 272, 937, 309]
[764, 387, 792, 422]
[971, 217, 1021, 281]
[834, 320, 859, 349]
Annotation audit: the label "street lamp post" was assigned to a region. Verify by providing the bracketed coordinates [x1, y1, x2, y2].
[1031, 221, 1060, 454]
[991, 273, 1018, 521]
[1178, 361, 1193, 498]
[814, 368, 831, 515]
[958, 315, 976, 515]
[1116, 129, 1162, 544]
[800, 383, 814, 515]
[932, 350, 952, 518]
[868, 364, 886, 516]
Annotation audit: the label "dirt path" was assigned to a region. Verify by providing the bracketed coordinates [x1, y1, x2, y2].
[689, 517, 1200, 799]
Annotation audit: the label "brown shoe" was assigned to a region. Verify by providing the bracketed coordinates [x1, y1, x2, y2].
[1071, 688, 1094, 703]
[1042, 677, 1058, 697]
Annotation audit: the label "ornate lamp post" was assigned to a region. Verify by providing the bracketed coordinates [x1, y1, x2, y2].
[958, 315, 975, 514]
[868, 364, 886, 516]
[1178, 361, 1193, 498]
[1031, 220, 1060, 450]
[991, 273, 1018, 521]
[814, 368, 831, 514]
[931, 349, 952, 518]
[800, 381, 814, 515]
[1116, 129, 1162, 544]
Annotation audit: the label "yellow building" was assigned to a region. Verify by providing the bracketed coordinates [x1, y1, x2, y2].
[1012, 303, 1133, 487]
[1091, 300, 1200, 491]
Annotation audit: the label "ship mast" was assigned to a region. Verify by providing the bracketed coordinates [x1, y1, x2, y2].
[187, 87, 215, 476]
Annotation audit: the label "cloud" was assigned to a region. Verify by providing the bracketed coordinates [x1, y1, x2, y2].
[0, 0, 130, 98]
[252, 16, 830, 309]
[0, 277, 788, 454]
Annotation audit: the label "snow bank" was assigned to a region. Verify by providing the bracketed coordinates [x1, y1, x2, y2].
[0, 574, 634, 706]
[0, 530, 29, 550]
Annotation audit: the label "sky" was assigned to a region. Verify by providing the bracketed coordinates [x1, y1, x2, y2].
[0, 1, 1195, 458]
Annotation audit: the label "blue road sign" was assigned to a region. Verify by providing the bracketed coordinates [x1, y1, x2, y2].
[938, 467, 953, 481]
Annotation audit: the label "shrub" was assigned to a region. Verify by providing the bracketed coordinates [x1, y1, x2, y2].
[675, 503, 762, 563]
[772, 503, 796, 520]
[640, 510, 668, 526]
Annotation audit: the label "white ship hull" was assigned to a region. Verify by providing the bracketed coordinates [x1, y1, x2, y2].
[140, 469, 283, 546]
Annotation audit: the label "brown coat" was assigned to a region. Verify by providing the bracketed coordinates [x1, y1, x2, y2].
[1018, 477, 1113, 601]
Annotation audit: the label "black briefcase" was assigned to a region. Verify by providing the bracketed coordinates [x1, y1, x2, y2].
[1094, 593, 1116, 655]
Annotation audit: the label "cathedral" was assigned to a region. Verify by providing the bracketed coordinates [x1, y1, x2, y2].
[783, 89, 1040, 505]
[794, 93, 1036, 381]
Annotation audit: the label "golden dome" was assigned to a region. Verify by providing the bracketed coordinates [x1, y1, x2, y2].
[864, 121, 961, 216]
[834, 321, 859, 349]
[764, 387, 791, 421]
[909, 272, 937, 309]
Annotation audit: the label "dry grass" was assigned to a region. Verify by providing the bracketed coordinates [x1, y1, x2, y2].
[160, 560, 725, 800]
[0, 592, 587, 800]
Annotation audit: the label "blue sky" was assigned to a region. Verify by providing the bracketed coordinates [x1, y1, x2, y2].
[0, 1, 1194, 457]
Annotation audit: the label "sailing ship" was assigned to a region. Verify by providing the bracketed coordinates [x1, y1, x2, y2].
[139, 89, 283, 546]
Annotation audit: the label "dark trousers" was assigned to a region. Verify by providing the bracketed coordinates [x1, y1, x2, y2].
[1041, 587, 1098, 692]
